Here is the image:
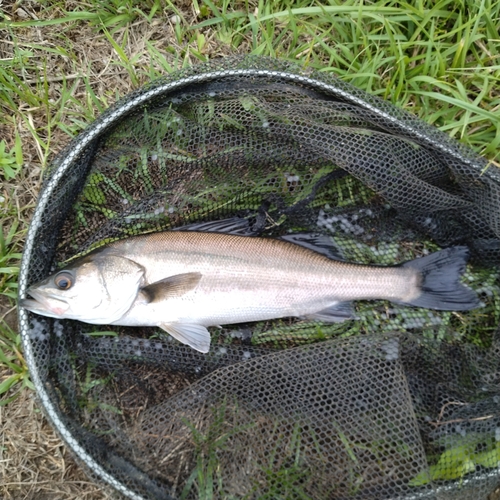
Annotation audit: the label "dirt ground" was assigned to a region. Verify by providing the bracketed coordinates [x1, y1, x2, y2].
[0, 385, 114, 499]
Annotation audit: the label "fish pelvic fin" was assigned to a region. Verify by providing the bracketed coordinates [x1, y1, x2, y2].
[159, 322, 211, 353]
[141, 272, 202, 302]
[305, 301, 355, 322]
[399, 246, 481, 311]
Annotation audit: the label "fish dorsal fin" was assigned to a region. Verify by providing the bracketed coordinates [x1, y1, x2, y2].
[280, 233, 344, 261]
[174, 217, 255, 235]
[159, 322, 211, 353]
[141, 272, 202, 302]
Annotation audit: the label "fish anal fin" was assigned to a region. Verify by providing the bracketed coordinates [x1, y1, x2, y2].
[141, 272, 202, 302]
[306, 302, 355, 323]
[159, 322, 211, 353]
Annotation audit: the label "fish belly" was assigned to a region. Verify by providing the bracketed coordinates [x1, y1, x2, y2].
[115, 283, 340, 327]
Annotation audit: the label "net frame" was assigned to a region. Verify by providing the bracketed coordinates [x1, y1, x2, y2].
[17, 55, 499, 499]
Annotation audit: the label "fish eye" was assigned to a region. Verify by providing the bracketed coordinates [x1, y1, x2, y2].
[54, 271, 74, 290]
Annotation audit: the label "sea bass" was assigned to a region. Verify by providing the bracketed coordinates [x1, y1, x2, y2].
[21, 229, 480, 353]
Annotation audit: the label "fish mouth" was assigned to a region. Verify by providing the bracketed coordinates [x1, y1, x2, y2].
[19, 289, 70, 318]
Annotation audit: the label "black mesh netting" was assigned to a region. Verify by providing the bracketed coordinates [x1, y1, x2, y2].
[18, 56, 500, 499]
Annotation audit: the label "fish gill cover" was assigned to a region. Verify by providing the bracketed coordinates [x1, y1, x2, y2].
[18, 56, 500, 499]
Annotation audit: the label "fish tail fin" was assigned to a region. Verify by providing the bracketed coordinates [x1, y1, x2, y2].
[400, 246, 481, 311]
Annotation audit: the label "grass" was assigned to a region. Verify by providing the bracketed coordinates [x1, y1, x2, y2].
[0, 321, 33, 406]
[0, 0, 499, 497]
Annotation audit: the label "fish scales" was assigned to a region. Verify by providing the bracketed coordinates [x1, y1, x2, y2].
[21, 226, 480, 353]
[104, 231, 418, 319]
[106, 230, 410, 295]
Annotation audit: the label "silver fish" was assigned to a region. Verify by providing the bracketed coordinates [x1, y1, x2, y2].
[21, 228, 480, 353]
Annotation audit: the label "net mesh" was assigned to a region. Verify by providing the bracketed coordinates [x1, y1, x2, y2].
[18, 56, 500, 499]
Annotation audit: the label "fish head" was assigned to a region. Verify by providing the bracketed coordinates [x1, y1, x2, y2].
[21, 254, 145, 324]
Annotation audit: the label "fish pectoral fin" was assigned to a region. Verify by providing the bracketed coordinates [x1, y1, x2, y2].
[306, 302, 355, 323]
[141, 272, 202, 302]
[159, 322, 211, 353]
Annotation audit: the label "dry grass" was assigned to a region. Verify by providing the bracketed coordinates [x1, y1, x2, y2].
[0, 384, 113, 499]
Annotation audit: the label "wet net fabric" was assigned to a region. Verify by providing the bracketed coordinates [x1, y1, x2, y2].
[18, 56, 500, 499]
